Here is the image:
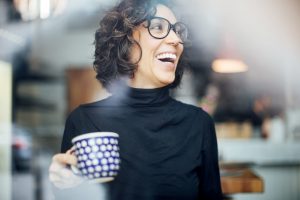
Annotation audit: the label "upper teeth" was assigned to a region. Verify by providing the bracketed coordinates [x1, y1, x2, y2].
[156, 53, 176, 60]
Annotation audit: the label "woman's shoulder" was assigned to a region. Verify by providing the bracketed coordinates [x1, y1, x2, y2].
[68, 96, 113, 118]
[172, 99, 213, 121]
[80, 95, 113, 108]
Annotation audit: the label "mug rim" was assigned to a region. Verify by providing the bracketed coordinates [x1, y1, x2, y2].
[72, 132, 119, 143]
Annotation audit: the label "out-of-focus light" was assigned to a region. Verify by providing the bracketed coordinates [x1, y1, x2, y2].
[13, 0, 68, 21]
[53, 0, 68, 15]
[40, 0, 51, 19]
[212, 33, 248, 73]
[212, 59, 248, 73]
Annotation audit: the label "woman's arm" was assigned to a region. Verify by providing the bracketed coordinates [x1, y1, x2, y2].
[198, 114, 223, 200]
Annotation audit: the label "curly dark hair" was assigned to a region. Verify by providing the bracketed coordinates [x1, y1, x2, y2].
[93, 0, 188, 91]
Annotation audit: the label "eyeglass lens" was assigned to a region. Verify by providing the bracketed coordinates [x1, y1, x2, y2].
[148, 17, 187, 42]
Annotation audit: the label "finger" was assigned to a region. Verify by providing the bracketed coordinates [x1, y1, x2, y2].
[52, 180, 72, 189]
[49, 171, 73, 188]
[52, 169, 84, 188]
[53, 180, 81, 190]
[49, 172, 61, 183]
[66, 146, 75, 155]
[50, 165, 78, 180]
[52, 153, 77, 166]
[58, 167, 78, 179]
[49, 161, 65, 173]
[50, 165, 81, 184]
[66, 149, 72, 154]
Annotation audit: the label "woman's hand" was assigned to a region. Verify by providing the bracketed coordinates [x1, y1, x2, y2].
[49, 148, 84, 189]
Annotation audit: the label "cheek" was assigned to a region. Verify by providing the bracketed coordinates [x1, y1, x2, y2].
[139, 33, 160, 54]
[130, 44, 141, 63]
[178, 47, 184, 58]
[139, 42, 156, 65]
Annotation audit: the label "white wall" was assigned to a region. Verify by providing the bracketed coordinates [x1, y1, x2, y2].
[30, 21, 95, 74]
[28, 7, 99, 76]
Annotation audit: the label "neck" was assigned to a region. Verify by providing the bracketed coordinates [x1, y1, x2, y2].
[111, 83, 171, 106]
[127, 78, 166, 89]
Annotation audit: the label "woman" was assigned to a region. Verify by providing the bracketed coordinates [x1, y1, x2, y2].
[49, 0, 222, 199]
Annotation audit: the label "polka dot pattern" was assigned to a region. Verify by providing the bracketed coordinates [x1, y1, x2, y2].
[74, 136, 120, 180]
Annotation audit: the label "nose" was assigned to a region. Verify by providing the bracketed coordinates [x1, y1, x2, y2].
[166, 28, 182, 45]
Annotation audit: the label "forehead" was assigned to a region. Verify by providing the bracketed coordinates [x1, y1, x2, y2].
[154, 4, 177, 24]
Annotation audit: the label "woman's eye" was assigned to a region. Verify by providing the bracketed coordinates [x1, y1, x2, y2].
[150, 23, 163, 31]
[176, 29, 182, 35]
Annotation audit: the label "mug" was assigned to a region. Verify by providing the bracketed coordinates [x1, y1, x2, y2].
[71, 132, 120, 183]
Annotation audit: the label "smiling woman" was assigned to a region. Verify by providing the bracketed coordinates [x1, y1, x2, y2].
[93, 0, 188, 90]
[129, 4, 185, 88]
[49, 0, 223, 199]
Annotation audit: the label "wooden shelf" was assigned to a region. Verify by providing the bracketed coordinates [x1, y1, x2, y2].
[221, 168, 264, 195]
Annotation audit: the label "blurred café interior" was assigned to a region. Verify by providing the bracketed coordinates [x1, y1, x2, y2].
[0, 0, 300, 200]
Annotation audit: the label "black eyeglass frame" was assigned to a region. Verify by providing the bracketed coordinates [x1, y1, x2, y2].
[143, 16, 188, 44]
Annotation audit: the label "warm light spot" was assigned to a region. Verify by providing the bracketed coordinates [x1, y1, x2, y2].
[212, 59, 248, 73]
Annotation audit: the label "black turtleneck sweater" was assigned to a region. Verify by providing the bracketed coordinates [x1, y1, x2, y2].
[61, 86, 222, 200]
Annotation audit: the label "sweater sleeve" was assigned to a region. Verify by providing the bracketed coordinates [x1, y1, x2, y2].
[60, 106, 101, 153]
[60, 107, 86, 153]
[198, 113, 223, 200]
[60, 113, 77, 153]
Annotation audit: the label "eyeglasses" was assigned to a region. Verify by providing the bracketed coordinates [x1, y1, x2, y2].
[144, 17, 188, 44]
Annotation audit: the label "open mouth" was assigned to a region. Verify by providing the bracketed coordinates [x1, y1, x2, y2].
[156, 53, 176, 64]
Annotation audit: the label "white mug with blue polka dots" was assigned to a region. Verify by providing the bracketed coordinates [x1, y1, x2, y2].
[71, 132, 120, 183]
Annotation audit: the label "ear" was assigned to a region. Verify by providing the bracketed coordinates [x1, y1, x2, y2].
[132, 28, 141, 43]
[129, 29, 141, 64]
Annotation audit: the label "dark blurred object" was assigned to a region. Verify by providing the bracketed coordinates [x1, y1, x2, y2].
[12, 46, 59, 121]
[12, 126, 32, 172]
[212, 73, 253, 122]
[5, 0, 22, 22]
[249, 93, 283, 139]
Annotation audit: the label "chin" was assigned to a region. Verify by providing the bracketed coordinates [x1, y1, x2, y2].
[158, 75, 175, 86]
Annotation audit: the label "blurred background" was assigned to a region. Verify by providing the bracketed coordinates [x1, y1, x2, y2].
[0, 0, 300, 200]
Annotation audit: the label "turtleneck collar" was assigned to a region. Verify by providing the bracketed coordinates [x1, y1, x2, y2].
[111, 84, 172, 106]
